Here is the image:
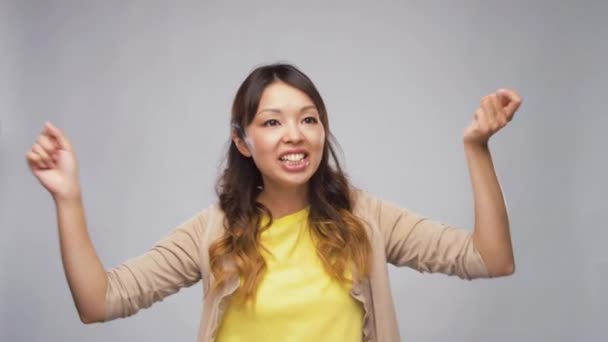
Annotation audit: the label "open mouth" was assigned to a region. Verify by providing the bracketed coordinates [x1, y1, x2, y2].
[278, 152, 309, 166]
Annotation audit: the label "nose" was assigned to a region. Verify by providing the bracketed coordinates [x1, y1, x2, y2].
[282, 121, 303, 144]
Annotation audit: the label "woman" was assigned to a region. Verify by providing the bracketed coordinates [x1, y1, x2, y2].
[27, 63, 520, 342]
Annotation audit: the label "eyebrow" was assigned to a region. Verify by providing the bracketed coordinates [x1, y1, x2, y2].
[257, 105, 318, 115]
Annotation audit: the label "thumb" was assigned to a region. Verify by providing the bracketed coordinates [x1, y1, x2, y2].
[496, 89, 511, 108]
[497, 88, 522, 115]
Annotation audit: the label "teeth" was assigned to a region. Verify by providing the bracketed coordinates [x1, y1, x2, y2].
[280, 153, 305, 161]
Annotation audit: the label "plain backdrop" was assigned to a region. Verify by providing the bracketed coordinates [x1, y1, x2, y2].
[1, 0, 606, 341]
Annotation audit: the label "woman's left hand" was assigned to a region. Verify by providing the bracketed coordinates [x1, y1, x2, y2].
[463, 88, 522, 146]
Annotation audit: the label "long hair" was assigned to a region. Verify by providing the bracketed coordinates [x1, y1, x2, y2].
[210, 63, 371, 301]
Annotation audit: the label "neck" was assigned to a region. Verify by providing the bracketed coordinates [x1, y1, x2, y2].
[256, 183, 309, 219]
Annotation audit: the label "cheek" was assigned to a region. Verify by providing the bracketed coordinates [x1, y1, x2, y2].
[309, 131, 326, 164]
[314, 130, 326, 149]
[248, 134, 277, 160]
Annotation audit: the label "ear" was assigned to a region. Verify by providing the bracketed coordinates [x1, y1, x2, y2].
[232, 132, 252, 158]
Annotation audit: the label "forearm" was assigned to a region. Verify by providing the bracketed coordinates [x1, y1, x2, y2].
[54, 194, 108, 323]
[464, 143, 515, 276]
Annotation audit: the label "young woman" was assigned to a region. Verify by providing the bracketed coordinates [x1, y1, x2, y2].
[27, 63, 520, 342]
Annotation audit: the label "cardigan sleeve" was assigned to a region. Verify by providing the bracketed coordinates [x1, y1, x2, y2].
[368, 192, 490, 280]
[103, 209, 207, 321]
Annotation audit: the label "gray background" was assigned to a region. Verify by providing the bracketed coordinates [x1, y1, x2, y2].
[1, 0, 606, 341]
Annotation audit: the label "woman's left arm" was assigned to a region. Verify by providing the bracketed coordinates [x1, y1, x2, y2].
[463, 88, 522, 277]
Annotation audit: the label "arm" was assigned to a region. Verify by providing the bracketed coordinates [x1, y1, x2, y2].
[463, 88, 522, 277]
[371, 90, 521, 279]
[104, 211, 204, 322]
[373, 192, 490, 280]
[55, 192, 205, 324]
[27, 122, 203, 324]
[26, 122, 108, 323]
[466, 143, 514, 277]
[55, 194, 108, 324]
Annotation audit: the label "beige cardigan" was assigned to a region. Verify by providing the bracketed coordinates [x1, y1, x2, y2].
[104, 189, 490, 341]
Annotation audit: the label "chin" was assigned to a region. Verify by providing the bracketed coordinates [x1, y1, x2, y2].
[279, 177, 312, 189]
[270, 172, 314, 190]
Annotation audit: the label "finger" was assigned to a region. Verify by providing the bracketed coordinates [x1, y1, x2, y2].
[28, 149, 48, 169]
[496, 90, 510, 108]
[44, 122, 72, 151]
[26, 151, 45, 170]
[496, 92, 513, 122]
[32, 143, 53, 168]
[37, 134, 58, 157]
[497, 88, 522, 119]
[491, 94, 508, 127]
[481, 95, 498, 129]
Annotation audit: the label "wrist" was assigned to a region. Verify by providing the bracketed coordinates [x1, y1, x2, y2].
[464, 141, 489, 152]
[52, 187, 83, 205]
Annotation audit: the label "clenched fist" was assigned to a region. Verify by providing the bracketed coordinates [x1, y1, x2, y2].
[463, 89, 522, 146]
[26, 122, 81, 201]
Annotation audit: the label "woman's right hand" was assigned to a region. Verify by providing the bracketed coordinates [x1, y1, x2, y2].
[27, 122, 81, 201]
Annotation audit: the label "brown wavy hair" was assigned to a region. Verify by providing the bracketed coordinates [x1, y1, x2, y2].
[210, 63, 371, 301]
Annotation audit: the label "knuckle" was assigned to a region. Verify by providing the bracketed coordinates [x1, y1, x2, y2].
[40, 136, 53, 149]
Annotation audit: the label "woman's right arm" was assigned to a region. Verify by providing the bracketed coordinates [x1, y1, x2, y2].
[55, 194, 108, 324]
[27, 122, 107, 323]
[28, 122, 204, 324]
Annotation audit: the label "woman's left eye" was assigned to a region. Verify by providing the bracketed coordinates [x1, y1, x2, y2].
[303, 117, 318, 124]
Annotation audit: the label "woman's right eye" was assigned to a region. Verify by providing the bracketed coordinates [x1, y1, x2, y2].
[263, 119, 279, 127]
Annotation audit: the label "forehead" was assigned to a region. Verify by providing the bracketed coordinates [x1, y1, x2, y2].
[257, 82, 315, 111]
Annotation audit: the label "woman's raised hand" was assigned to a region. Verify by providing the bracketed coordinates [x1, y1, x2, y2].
[463, 89, 522, 146]
[26, 122, 81, 201]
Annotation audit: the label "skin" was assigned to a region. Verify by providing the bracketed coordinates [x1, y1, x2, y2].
[26, 84, 521, 323]
[26, 123, 105, 323]
[233, 81, 326, 219]
[463, 88, 522, 276]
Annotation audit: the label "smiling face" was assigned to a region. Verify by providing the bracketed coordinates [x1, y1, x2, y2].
[233, 81, 326, 193]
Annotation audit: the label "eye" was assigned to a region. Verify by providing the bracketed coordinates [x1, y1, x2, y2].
[303, 116, 319, 124]
[263, 119, 280, 127]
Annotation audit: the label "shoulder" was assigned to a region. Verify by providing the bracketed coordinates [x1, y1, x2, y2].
[196, 202, 224, 221]
[350, 187, 373, 212]
[350, 187, 404, 217]
[174, 202, 226, 238]
[350, 187, 423, 236]
[350, 187, 388, 230]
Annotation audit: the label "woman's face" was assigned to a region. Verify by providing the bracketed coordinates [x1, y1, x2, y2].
[234, 81, 326, 191]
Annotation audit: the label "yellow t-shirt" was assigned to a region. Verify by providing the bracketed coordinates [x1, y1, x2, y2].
[216, 206, 364, 341]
